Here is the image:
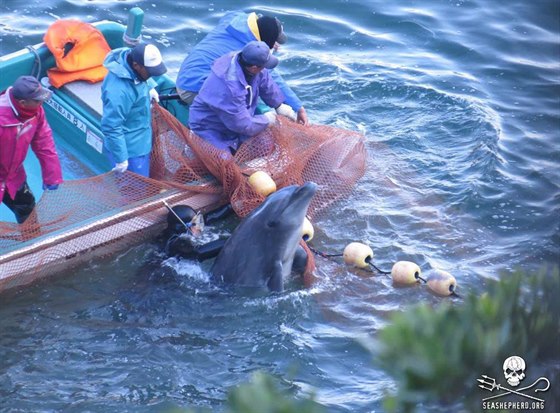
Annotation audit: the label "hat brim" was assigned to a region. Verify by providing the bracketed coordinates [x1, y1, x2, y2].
[30, 87, 52, 101]
[276, 31, 287, 45]
[145, 62, 167, 77]
[263, 54, 279, 69]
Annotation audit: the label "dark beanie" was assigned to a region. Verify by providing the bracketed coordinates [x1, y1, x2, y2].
[257, 16, 286, 49]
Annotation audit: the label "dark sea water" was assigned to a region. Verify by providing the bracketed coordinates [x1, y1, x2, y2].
[1, 0, 559, 412]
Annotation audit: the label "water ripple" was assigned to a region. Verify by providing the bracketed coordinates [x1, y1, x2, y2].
[1, 0, 558, 412]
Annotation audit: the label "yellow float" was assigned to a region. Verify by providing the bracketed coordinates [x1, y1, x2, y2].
[343, 242, 373, 269]
[248, 171, 277, 197]
[427, 269, 459, 297]
[391, 261, 425, 284]
[302, 217, 314, 241]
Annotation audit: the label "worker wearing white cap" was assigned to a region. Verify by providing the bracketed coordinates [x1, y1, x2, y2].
[101, 42, 167, 176]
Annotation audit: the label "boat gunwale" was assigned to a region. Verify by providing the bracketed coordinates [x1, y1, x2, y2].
[0, 12, 217, 293]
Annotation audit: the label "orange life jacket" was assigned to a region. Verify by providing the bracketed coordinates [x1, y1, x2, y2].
[44, 20, 111, 88]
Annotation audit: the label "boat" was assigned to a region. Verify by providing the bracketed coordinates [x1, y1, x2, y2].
[0, 8, 367, 293]
[0, 8, 224, 292]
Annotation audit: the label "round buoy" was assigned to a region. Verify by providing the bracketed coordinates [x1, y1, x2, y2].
[343, 242, 373, 269]
[302, 217, 314, 242]
[248, 171, 276, 197]
[427, 269, 458, 296]
[391, 261, 424, 284]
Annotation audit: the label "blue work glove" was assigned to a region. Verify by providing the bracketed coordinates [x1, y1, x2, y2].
[43, 183, 59, 190]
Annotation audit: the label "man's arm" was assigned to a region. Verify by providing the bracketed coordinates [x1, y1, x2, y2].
[30, 108, 63, 187]
[100, 78, 134, 163]
[211, 84, 271, 137]
[270, 69, 302, 112]
[260, 70, 308, 125]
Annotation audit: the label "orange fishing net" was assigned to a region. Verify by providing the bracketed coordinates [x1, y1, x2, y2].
[150, 104, 367, 219]
[0, 172, 220, 291]
[0, 104, 366, 292]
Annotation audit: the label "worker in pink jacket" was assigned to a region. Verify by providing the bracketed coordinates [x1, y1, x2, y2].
[0, 76, 63, 223]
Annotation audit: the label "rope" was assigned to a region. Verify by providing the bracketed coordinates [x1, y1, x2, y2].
[308, 245, 342, 259]
[308, 244, 391, 276]
[367, 260, 391, 275]
[25, 45, 42, 79]
[123, 33, 141, 46]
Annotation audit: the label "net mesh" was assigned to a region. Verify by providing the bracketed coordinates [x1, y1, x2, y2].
[0, 104, 366, 291]
[0, 172, 219, 291]
[150, 104, 367, 219]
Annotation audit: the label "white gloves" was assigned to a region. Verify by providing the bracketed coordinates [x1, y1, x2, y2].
[112, 160, 129, 173]
[263, 105, 297, 125]
[149, 88, 159, 103]
[263, 110, 277, 125]
[275, 103, 297, 121]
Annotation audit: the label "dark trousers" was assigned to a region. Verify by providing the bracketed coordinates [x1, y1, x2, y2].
[2, 182, 36, 224]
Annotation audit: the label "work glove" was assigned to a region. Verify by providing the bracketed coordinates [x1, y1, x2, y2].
[275, 103, 297, 121]
[112, 160, 129, 173]
[42, 183, 59, 190]
[263, 110, 277, 125]
[149, 88, 160, 103]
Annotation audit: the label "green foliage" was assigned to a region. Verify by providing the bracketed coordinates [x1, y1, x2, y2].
[224, 372, 325, 413]
[376, 267, 560, 412]
[175, 372, 325, 413]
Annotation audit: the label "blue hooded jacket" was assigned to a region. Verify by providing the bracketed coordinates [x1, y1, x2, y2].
[176, 11, 302, 112]
[188, 52, 284, 152]
[101, 48, 153, 163]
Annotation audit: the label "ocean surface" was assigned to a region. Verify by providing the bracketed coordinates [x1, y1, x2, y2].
[0, 0, 559, 412]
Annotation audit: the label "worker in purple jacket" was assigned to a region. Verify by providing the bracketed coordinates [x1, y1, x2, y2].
[188, 41, 292, 154]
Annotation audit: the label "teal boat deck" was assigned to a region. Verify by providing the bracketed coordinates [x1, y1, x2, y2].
[0, 9, 213, 293]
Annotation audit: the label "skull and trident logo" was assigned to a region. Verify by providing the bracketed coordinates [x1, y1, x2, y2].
[477, 356, 551, 403]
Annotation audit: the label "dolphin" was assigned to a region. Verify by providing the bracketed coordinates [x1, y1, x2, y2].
[211, 182, 318, 291]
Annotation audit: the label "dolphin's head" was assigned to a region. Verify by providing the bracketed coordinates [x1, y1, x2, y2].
[211, 182, 317, 292]
[247, 182, 317, 285]
[247, 182, 317, 238]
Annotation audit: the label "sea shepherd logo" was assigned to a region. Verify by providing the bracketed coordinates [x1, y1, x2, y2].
[478, 355, 551, 410]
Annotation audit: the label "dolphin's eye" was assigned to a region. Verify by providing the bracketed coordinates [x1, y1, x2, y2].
[266, 220, 278, 228]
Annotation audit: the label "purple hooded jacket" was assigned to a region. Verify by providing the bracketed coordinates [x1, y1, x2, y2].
[188, 52, 284, 152]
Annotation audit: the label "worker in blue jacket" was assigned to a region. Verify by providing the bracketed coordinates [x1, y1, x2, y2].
[101, 43, 167, 176]
[176, 11, 308, 125]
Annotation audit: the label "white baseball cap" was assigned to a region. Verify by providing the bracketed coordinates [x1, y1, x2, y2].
[130, 43, 167, 77]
